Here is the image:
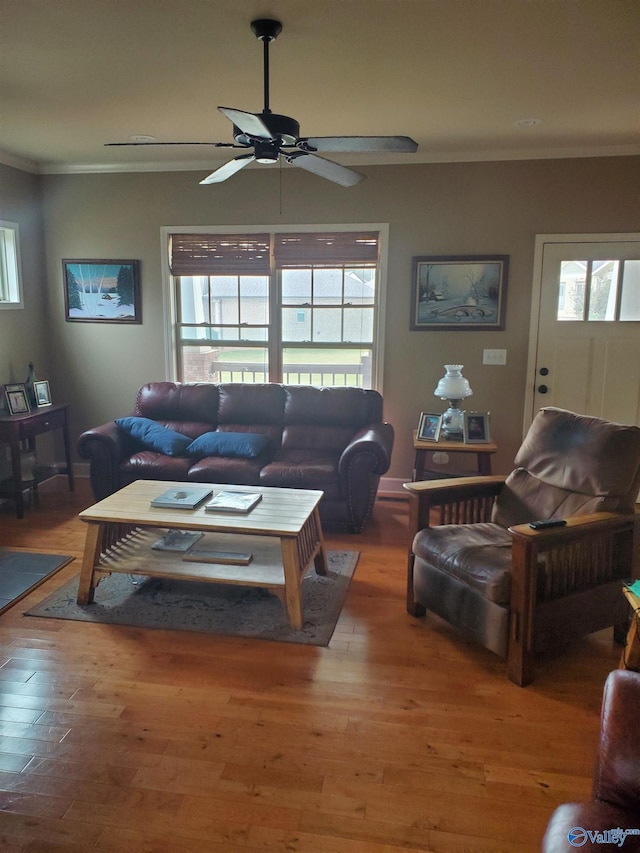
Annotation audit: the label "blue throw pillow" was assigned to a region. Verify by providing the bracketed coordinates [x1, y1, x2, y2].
[115, 417, 192, 456]
[186, 431, 269, 459]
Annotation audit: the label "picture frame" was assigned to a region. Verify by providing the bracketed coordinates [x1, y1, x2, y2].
[63, 259, 141, 324]
[34, 380, 52, 407]
[4, 383, 30, 415]
[463, 411, 491, 444]
[411, 255, 509, 331]
[417, 412, 442, 442]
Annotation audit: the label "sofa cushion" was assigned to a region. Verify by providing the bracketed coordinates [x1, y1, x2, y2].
[260, 450, 341, 499]
[115, 417, 191, 456]
[186, 431, 269, 459]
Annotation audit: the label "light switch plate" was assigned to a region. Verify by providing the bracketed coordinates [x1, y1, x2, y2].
[483, 348, 507, 365]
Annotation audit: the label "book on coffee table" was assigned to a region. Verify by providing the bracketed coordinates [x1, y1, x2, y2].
[183, 548, 253, 566]
[150, 486, 213, 509]
[204, 491, 263, 513]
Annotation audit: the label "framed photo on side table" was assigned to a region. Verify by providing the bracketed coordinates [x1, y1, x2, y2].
[417, 412, 442, 442]
[34, 380, 52, 407]
[463, 412, 491, 444]
[4, 383, 30, 415]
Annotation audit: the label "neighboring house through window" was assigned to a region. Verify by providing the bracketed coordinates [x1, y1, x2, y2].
[163, 226, 388, 391]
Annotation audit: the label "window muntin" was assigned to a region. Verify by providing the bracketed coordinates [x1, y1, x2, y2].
[0, 221, 23, 308]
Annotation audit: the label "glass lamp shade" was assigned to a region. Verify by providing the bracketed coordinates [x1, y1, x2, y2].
[434, 364, 473, 439]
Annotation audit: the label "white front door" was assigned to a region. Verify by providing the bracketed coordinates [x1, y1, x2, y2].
[525, 234, 640, 429]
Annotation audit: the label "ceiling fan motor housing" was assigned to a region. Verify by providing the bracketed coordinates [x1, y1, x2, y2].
[232, 113, 300, 147]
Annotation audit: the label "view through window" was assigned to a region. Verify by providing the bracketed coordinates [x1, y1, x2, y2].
[170, 230, 383, 389]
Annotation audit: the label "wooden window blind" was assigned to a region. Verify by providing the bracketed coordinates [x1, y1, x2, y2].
[170, 233, 271, 276]
[274, 232, 379, 267]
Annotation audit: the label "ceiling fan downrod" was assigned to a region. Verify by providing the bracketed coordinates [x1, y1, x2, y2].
[251, 19, 282, 115]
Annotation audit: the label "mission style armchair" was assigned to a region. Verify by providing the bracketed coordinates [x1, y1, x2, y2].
[404, 408, 640, 687]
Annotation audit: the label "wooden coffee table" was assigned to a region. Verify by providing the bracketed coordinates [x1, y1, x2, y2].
[77, 480, 327, 629]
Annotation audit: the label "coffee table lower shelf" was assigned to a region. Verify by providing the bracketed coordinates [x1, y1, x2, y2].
[77, 526, 324, 629]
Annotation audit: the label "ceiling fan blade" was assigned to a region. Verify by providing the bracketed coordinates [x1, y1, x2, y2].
[105, 141, 237, 148]
[218, 107, 275, 140]
[199, 154, 255, 185]
[299, 136, 418, 154]
[287, 152, 365, 187]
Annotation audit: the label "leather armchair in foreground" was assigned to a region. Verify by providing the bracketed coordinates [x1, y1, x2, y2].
[541, 669, 640, 852]
[404, 408, 640, 686]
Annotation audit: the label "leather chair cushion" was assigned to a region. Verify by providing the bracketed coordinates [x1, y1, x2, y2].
[283, 385, 383, 428]
[515, 407, 640, 509]
[120, 452, 192, 480]
[282, 424, 355, 453]
[413, 523, 513, 606]
[186, 456, 264, 485]
[260, 450, 341, 498]
[136, 382, 220, 424]
[218, 383, 286, 426]
[492, 468, 621, 529]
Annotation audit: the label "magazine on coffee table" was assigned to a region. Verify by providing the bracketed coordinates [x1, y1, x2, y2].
[151, 530, 204, 552]
[150, 486, 213, 509]
[204, 490, 263, 513]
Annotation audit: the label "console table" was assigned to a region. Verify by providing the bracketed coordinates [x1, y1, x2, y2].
[412, 431, 498, 481]
[0, 403, 74, 518]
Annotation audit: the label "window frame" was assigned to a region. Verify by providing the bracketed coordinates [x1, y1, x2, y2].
[0, 220, 24, 309]
[161, 224, 389, 392]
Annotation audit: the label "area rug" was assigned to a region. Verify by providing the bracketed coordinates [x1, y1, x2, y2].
[0, 549, 74, 614]
[25, 550, 358, 646]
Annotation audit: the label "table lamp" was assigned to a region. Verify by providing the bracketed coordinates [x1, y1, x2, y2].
[434, 364, 473, 440]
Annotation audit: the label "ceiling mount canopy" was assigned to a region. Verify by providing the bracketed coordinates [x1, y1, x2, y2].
[106, 19, 418, 187]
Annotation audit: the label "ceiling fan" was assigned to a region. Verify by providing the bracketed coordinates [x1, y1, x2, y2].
[106, 18, 418, 187]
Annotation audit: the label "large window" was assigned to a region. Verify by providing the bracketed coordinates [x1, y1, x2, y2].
[168, 229, 385, 390]
[0, 221, 23, 309]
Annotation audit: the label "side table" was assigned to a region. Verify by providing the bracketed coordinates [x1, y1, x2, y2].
[0, 403, 74, 519]
[412, 431, 498, 481]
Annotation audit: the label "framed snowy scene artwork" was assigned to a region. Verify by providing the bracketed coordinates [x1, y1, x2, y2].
[63, 260, 141, 323]
[411, 255, 508, 331]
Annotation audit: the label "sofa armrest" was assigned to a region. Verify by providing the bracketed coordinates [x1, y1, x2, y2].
[593, 669, 640, 811]
[77, 421, 130, 501]
[338, 422, 394, 478]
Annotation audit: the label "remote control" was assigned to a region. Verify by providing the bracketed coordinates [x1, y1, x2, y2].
[529, 519, 567, 530]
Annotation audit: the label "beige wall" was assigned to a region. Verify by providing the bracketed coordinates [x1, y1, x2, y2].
[3, 156, 639, 483]
[0, 167, 48, 387]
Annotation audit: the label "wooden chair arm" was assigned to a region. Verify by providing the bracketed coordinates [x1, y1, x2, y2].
[404, 475, 506, 535]
[508, 512, 635, 543]
[507, 511, 637, 686]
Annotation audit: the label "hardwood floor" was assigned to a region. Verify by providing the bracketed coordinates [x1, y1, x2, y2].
[0, 478, 622, 852]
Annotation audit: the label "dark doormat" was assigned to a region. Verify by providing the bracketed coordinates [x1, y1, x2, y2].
[0, 549, 74, 614]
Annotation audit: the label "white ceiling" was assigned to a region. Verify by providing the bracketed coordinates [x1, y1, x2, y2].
[1, 0, 639, 178]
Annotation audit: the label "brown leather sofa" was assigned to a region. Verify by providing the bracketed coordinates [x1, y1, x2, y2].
[541, 669, 640, 852]
[77, 382, 394, 532]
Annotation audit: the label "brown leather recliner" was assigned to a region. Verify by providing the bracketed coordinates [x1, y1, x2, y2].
[541, 669, 640, 852]
[405, 408, 640, 686]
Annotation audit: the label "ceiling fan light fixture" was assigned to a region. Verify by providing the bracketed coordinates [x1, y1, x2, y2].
[254, 141, 279, 164]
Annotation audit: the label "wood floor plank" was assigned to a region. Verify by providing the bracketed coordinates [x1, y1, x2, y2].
[0, 478, 623, 850]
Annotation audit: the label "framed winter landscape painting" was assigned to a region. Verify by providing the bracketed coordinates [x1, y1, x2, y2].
[411, 255, 508, 331]
[63, 260, 141, 323]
